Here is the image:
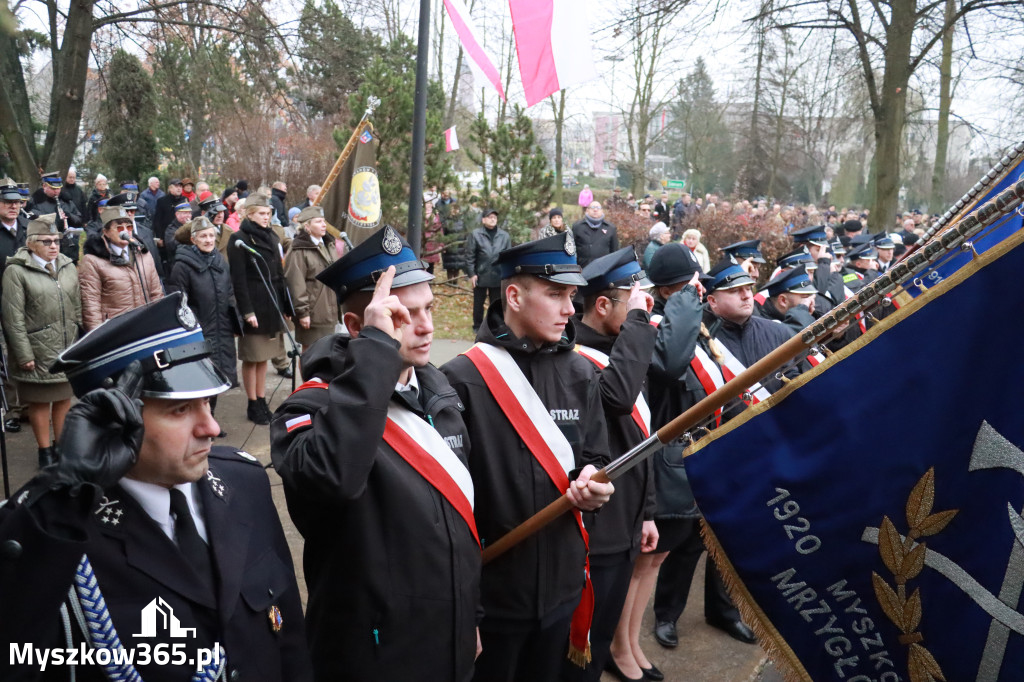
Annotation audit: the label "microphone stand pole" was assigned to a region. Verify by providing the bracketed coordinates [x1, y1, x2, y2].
[129, 240, 150, 304]
[0, 351, 11, 498]
[244, 249, 300, 392]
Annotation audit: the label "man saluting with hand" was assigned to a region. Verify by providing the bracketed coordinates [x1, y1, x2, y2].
[272, 225, 481, 682]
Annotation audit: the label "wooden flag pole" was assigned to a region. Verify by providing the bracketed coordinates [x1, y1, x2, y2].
[312, 99, 379, 207]
[480, 177, 1024, 566]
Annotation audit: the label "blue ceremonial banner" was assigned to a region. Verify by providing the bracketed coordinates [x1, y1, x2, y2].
[685, 227, 1024, 681]
[901, 153, 1024, 299]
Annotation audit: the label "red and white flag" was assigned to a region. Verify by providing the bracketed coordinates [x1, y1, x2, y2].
[443, 0, 506, 101]
[509, 0, 598, 107]
[445, 126, 460, 152]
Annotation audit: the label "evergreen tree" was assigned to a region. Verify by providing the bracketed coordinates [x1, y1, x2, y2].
[666, 58, 734, 196]
[348, 35, 455, 229]
[291, 0, 379, 119]
[466, 105, 552, 244]
[97, 50, 159, 183]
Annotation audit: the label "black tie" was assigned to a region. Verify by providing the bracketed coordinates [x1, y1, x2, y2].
[169, 488, 214, 587]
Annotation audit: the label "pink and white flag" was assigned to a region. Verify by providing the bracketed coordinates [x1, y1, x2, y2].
[445, 126, 460, 152]
[443, 0, 506, 100]
[509, 0, 598, 108]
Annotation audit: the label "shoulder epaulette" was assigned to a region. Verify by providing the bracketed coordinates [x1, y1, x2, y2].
[208, 446, 262, 466]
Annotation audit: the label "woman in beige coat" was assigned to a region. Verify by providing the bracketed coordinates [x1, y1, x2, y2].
[1, 214, 81, 466]
[78, 206, 163, 331]
[284, 205, 338, 351]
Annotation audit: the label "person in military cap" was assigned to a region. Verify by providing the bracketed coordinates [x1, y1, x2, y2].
[284, 205, 339, 352]
[271, 225, 480, 681]
[757, 265, 818, 334]
[0, 178, 29, 293]
[786, 224, 846, 318]
[167, 216, 239, 435]
[27, 170, 84, 264]
[874, 232, 896, 273]
[441, 231, 615, 681]
[466, 207, 512, 333]
[643, 246, 756, 653]
[79, 206, 164, 332]
[718, 239, 765, 278]
[703, 261, 798, 395]
[1, 213, 81, 466]
[153, 177, 184, 246]
[226, 192, 291, 425]
[570, 246, 659, 682]
[842, 242, 879, 292]
[106, 190, 167, 285]
[0, 293, 312, 682]
[163, 199, 195, 266]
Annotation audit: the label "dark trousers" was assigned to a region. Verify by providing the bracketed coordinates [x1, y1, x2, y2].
[473, 610, 574, 682]
[561, 552, 635, 682]
[472, 286, 500, 331]
[653, 518, 738, 625]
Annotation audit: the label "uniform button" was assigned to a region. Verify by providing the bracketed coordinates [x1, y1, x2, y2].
[230, 670, 240, 681]
[268, 588, 275, 597]
[1, 540, 22, 559]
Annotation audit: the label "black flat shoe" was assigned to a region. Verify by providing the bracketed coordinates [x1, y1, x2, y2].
[605, 660, 644, 682]
[247, 400, 270, 425]
[707, 618, 757, 644]
[5, 417, 21, 433]
[653, 620, 678, 648]
[276, 367, 293, 379]
[641, 664, 664, 681]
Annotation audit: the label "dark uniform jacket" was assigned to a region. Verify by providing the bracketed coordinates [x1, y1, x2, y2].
[705, 308, 798, 394]
[812, 259, 846, 315]
[647, 288, 728, 520]
[271, 330, 480, 682]
[441, 302, 610, 624]
[570, 219, 619, 268]
[227, 220, 292, 335]
[0, 213, 29, 299]
[0, 447, 312, 682]
[465, 226, 511, 288]
[575, 312, 657, 558]
[758, 298, 814, 336]
[167, 245, 240, 387]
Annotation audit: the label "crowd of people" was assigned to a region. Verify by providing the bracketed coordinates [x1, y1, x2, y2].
[0, 165, 927, 682]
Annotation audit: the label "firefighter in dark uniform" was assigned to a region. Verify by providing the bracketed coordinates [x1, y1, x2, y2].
[790, 224, 845, 317]
[270, 225, 481, 682]
[441, 232, 615, 682]
[569, 247, 659, 682]
[717, 239, 765, 279]
[842, 242, 880, 293]
[0, 293, 312, 682]
[644, 246, 756, 653]
[757, 265, 819, 335]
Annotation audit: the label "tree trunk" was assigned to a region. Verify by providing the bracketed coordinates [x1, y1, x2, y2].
[445, 47, 464, 129]
[0, 35, 39, 182]
[43, 0, 96, 173]
[551, 90, 565, 207]
[869, 0, 915, 232]
[740, 22, 766, 196]
[929, 0, 955, 212]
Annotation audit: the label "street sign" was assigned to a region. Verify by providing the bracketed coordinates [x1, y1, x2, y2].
[665, 179, 686, 189]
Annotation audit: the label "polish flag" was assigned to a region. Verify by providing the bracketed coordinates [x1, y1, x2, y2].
[509, 0, 598, 107]
[445, 126, 460, 152]
[443, 0, 506, 100]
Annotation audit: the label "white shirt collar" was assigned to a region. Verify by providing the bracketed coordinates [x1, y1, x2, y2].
[395, 368, 419, 394]
[108, 241, 125, 257]
[118, 479, 209, 543]
[30, 252, 55, 270]
[310, 236, 323, 246]
[1, 220, 16, 234]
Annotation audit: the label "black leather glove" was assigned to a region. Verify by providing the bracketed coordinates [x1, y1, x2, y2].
[54, 361, 145, 490]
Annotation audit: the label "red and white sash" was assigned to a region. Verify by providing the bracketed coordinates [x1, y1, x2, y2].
[714, 341, 771, 404]
[575, 345, 651, 438]
[462, 342, 595, 664]
[649, 315, 725, 425]
[290, 376, 479, 546]
[383, 406, 479, 547]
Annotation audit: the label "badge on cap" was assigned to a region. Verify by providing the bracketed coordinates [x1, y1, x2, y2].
[382, 226, 403, 255]
[564, 230, 576, 256]
[177, 299, 198, 330]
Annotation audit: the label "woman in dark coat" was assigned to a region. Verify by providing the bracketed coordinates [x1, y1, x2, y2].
[227, 194, 291, 425]
[168, 216, 240, 437]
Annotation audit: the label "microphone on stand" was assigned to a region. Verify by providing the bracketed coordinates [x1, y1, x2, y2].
[235, 240, 260, 256]
[339, 231, 355, 251]
[119, 231, 143, 250]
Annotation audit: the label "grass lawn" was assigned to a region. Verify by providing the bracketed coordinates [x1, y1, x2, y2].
[431, 277, 476, 341]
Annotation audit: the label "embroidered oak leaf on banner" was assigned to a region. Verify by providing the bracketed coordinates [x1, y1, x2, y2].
[871, 468, 958, 682]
